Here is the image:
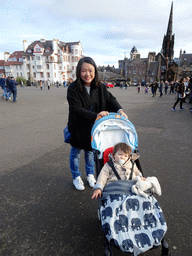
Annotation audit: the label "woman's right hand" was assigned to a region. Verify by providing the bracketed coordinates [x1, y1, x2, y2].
[97, 111, 109, 119]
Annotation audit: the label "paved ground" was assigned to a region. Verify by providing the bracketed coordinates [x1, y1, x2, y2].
[0, 85, 191, 256]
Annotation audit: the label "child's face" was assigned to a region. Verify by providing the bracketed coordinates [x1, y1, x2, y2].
[114, 149, 129, 163]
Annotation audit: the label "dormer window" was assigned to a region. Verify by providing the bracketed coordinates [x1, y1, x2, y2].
[27, 49, 32, 53]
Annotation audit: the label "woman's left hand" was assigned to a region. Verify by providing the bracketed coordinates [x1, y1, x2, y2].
[118, 110, 128, 119]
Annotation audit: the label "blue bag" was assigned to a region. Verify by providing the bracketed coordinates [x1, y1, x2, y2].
[63, 126, 71, 143]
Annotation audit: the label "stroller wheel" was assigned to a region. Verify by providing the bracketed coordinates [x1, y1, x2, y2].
[161, 238, 170, 256]
[104, 237, 113, 256]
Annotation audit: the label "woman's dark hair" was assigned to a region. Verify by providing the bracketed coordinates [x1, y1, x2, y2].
[76, 57, 100, 90]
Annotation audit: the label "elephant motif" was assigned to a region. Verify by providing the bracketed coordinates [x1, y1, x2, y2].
[158, 212, 166, 225]
[102, 207, 113, 220]
[144, 213, 157, 229]
[135, 233, 151, 248]
[126, 198, 139, 211]
[143, 201, 151, 211]
[101, 198, 108, 207]
[131, 218, 142, 231]
[102, 223, 111, 236]
[154, 201, 161, 210]
[110, 194, 123, 202]
[122, 239, 133, 251]
[152, 229, 165, 243]
[114, 214, 128, 234]
[115, 204, 123, 216]
[110, 238, 119, 248]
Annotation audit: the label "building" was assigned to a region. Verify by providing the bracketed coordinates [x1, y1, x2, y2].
[1, 39, 84, 83]
[4, 51, 24, 78]
[118, 2, 176, 84]
[22, 39, 84, 83]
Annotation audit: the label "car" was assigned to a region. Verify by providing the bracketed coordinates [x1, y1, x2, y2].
[105, 83, 114, 88]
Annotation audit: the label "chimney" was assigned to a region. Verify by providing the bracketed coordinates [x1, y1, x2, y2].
[4, 52, 10, 62]
[23, 40, 28, 52]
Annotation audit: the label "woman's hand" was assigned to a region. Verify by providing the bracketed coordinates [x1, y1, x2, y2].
[118, 110, 128, 119]
[97, 111, 109, 119]
[92, 188, 102, 199]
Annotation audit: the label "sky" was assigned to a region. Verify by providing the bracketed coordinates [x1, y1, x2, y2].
[0, 0, 192, 68]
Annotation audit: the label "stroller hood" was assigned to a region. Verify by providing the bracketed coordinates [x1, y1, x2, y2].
[91, 113, 138, 159]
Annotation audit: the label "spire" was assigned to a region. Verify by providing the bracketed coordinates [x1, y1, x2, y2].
[166, 2, 173, 40]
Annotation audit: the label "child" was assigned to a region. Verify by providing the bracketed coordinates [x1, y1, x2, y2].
[92, 143, 145, 199]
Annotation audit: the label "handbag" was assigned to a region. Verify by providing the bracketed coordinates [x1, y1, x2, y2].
[63, 126, 71, 143]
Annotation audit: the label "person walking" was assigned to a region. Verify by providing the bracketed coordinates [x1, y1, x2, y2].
[159, 81, 164, 97]
[172, 79, 185, 111]
[9, 77, 18, 102]
[47, 79, 50, 90]
[67, 57, 128, 191]
[0, 74, 7, 99]
[40, 80, 43, 90]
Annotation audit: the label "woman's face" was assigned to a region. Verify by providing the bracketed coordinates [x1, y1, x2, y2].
[80, 62, 95, 86]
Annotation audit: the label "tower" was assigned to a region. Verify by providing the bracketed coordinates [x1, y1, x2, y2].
[162, 2, 174, 61]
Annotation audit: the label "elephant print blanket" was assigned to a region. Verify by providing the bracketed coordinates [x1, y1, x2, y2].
[99, 180, 167, 256]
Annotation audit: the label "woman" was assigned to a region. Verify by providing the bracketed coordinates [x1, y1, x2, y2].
[67, 57, 128, 191]
[172, 78, 185, 111]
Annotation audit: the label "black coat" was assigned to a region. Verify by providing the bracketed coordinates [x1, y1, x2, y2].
[67, 81, 122, 151]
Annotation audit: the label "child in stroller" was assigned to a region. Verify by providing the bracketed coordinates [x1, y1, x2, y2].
[92, 142, 145, 200]
[91, 113, 169, 256]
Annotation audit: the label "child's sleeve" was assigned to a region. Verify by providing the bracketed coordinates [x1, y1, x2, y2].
[93, 163, 110, 191]
[133, 163, 143, 177]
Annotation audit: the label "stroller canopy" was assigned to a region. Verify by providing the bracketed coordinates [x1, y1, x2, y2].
[91, 113, 138, 159]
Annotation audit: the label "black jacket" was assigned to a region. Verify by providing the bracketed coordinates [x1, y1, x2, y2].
[67, 81, 122, 151]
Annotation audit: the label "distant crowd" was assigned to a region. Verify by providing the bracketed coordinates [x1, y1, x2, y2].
[136, 78, 192, 111]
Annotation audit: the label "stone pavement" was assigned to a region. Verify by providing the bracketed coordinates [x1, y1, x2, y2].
[0, 85, 191, 255]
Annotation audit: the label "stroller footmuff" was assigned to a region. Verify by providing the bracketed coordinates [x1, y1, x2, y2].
[99, 180, 167, 256]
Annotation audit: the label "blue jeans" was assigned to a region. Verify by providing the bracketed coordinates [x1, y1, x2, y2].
[12, 89, 17, 102]
[2, 87, 7, 97]
[70, 146, 95, 179]
[6, 88, 11, 99]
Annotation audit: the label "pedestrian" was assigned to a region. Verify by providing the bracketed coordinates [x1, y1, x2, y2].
[0, 74, 7, 99]
[159, 81, 164, 97]
[145, 84, 149, 94]
[67, 56, 128, 191]
[6, 76, 12, 101]
[164, 81, 169, 94]
[63, 80, 66, 88]
[9, 77, 18, 102]
[40, 80, 43, 90]
[172, 78, 185, 111]
[169, 81, 174, 94]
[21, 80, 23, 87]
[150, 82, 155, 96]
[137, 83, 141, 93]
[154, 81, 158, 96]
[47, 79, 50, 90]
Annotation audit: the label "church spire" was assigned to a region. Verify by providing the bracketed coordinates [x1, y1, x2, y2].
[162, 2, 174, 61]
[166, 2, 173, 40]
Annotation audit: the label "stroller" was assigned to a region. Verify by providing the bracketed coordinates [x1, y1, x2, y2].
[91, 113, 170, 256]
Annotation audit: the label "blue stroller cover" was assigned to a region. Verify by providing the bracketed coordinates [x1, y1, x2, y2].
[91, 113, 138, 159]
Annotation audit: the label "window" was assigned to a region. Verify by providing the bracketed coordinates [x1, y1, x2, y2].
[54, 73, 56, 78]
[33, 73, 36, 78]
[54, 64, 56, 70]
[75, 57, 78, 62]
[47, 72, 50, 78]
[20, 72, 22, 76]
[32, 66, 35, 69]
[72, 66, 74, 70]
[37, 65, 42, 69]
[40, 72, 44, 78]
[27, 56, 30, 61]
[36, 56, 40, 60]
[75, 49, 78, 54]
[46, 64, 49, 69]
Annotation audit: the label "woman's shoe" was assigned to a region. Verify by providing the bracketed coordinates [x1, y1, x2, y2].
[87, 174, 96, 187]
[73, 176, 85, 190]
